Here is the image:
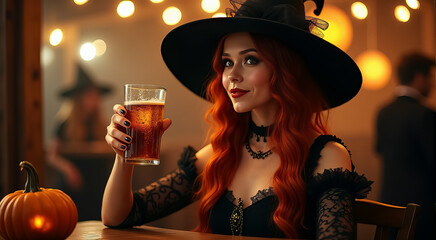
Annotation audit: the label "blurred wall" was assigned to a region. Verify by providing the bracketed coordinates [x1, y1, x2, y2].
[42, 0, 435, 235]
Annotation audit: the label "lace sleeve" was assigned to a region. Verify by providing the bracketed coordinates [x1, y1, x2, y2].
[109, 146, 198, 228]
[316, 188, 354, 240]
[307, 168, 373, 200]
[307, 168, 373, 239]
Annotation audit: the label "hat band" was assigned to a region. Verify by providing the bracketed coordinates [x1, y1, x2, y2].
[227, 2, 309, 31]
[226, 1, 328, 37]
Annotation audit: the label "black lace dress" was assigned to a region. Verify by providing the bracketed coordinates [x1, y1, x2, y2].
[108, 135, 373, 239]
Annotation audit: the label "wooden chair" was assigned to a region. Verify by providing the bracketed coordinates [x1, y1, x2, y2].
[353, 199, 421, 240]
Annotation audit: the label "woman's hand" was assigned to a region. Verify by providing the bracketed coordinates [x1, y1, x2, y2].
[47, 138, 83, 190]
[105, 104, 132, 159]
[65, 163, 83, 190]
[105, 104, 172, 160]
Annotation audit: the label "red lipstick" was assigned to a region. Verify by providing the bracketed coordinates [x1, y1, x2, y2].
[230, 88, 249, 98]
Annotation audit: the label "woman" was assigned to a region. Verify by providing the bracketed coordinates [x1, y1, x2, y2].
[48, 65, 112, 220]
[102, 0, 372, 238]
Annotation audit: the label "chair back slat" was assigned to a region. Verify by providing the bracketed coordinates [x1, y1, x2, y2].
[374, 227, 388, 240]
[396, 203, 420, 240]
[353, 199, 420, 240]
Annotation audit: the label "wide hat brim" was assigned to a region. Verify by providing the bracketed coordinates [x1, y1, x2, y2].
[60, 65, 113, 98]
[60, 85, 112, 98]
[161, 16, 362, 109]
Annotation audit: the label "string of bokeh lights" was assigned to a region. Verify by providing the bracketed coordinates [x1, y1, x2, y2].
[48, 0, 225, 62]
[45, 0, 423, 90]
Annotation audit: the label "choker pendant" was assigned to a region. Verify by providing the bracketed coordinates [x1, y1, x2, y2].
[249, 119, 272, 142]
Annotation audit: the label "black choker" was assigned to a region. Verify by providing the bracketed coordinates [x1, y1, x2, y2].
[249, 119, 273, 142]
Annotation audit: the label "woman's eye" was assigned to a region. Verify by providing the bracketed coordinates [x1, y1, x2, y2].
[245, 56, 260, 65]
[222, 59, 233, 67]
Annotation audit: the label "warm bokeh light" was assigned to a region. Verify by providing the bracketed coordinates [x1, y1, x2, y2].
[80, 42, 96, 61]
[406, 0, 420, 9]
[351, 2, 368, 20]
[41, 45, 54, 67]
[212, 12, 226, 18]
[73, 0, 88, 5]
[92, 39, 107, 56]
[202, 0, 220, 13]
[117, 1, 135, 18]
[394, 5, 410, 22]
[150, 0, 164, 3]
[163, 7, 182, 25]
[356, 50, 392, 90]
[306, 4, 353, 51]
[49, 28, 63, 46]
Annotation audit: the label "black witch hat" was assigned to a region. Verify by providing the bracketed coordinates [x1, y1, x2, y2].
[161, 0, 362, 108]
[60, 66, 112, 98]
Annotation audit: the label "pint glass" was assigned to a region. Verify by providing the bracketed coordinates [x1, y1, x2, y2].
[124, 84, 166, 165]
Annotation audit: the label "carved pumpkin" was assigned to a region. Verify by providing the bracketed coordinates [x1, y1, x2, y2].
[0, 161, 78, 240]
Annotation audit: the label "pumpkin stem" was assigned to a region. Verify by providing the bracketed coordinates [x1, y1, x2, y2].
[20, 161, 41, 193]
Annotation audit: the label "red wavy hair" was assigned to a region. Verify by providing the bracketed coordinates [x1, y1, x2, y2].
[195, 33, 329, 238]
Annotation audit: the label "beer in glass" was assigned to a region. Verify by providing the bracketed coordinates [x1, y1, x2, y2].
[124, 84, 166, 165]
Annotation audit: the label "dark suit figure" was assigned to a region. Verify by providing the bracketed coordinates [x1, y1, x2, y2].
[376, 53, 435, 240]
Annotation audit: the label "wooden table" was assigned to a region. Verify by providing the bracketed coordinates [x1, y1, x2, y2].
[67, 221, 299, 240]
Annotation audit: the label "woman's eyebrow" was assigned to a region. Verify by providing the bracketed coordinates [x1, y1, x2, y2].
[240, 48, 257, 55]
[222, 48, 258, 57]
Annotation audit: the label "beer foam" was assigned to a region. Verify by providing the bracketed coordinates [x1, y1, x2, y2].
[124, 100, 165, 105]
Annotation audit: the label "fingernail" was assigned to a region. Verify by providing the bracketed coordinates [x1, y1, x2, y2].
[124, 121, 130, 127]
[125, 136, 131, 142]
[121, 145, 126, 150]
[120, 109, 126, 115]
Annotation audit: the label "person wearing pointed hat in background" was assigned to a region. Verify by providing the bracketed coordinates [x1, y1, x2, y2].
[46, 65, 113, 221]
[375, 52, 435, 240]
[102, 0, 373, 238]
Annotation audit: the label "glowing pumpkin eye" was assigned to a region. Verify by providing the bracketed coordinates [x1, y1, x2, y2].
[32, 216, 45, 229]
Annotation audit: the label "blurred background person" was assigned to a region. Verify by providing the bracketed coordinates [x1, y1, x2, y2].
[46, 66, 113, 221]
[375, 52, 435, 239]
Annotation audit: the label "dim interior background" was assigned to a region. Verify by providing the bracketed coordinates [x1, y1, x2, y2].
[41, 0, 435, 238]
